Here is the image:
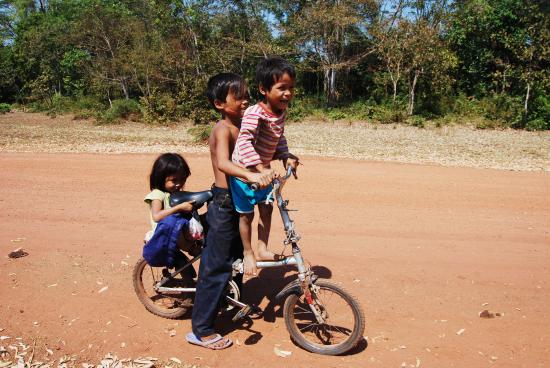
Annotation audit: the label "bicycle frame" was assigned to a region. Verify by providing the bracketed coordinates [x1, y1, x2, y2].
[153, 166, 323, 320]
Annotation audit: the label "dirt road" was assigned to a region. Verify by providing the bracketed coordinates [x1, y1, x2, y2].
[1, 153, 549, 367]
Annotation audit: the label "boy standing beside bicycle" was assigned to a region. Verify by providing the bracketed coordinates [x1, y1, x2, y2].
[188, 58, 299, 350]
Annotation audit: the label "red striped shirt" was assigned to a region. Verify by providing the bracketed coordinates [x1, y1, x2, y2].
[232, 103, 289, 168]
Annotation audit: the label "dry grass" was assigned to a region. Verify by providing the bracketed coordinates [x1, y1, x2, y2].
[1, 112, 549, 171]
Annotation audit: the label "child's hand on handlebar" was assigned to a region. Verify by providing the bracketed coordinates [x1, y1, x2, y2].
[285, 155, 300, 179]
[175, 200, 195, 213]
[248, 169, 274, 189]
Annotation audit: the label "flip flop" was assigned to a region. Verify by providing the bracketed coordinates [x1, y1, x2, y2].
[186, 332, 232, 350]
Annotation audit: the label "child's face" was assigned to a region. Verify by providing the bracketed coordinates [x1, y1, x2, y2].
[261, 72, 295, 115]
[219, 89, 249, 122]
[164, 173, 186, 192]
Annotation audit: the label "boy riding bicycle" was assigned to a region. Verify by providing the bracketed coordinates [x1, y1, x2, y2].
[188, 73, 273, 350]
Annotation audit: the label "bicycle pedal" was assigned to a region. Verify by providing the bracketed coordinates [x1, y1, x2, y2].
[232, 305, 263, 322]
[232, 305, 250, 322]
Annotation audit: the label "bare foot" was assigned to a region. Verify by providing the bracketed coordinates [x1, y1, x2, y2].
[257, 248, 286, 261]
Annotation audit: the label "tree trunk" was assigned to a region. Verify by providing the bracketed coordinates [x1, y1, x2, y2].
[120, 78, 129, 99]
[324, 67, 337, 104]
[524, 82, 530, 114]
[391, 75, 398, 103]
[408, 70, 420, 116]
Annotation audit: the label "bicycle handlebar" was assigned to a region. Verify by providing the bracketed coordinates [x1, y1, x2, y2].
[250, 166, 294, 191]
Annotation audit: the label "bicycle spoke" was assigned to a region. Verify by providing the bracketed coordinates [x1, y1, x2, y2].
[298, 322, 317, 332]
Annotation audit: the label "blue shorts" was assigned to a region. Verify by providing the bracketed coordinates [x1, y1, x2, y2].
[229, 177, 273, 214]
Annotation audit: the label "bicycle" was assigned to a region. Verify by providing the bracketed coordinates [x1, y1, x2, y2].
[133, 167, 365, 355]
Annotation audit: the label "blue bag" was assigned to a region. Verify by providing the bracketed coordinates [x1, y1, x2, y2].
[143, 213, 190, 267]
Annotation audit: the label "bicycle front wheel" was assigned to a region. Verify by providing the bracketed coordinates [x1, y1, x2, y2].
[283, 279, 365, 355]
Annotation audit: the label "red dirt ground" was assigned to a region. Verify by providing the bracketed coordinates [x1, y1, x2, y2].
[1, 153, 549, 367]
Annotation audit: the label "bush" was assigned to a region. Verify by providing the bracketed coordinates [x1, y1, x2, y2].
[525, 118, 548, 131]
[97, 98, 140, 124]
[287, 96, 315, 122]
[481, 94, 523, 127]
[188, 124, 212, 143]
[0, 103, 11, 113]
[326, 108, 347, 121]
[371, 102, 406, 124]
[526, 94, 550, 130]
[408, 115, 426, 128]
[140, 90, 179, 123]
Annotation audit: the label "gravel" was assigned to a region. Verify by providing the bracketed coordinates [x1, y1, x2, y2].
[1, 112, 549, 171]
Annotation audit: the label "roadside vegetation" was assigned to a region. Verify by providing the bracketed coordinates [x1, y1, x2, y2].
[0, 0, 548, 135]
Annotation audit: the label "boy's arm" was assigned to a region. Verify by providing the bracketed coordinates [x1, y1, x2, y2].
[274, 133, 300, 175]
[237, 109, 263, 168]
[215, 126, 273, 188]
[273, 133, 290, 161]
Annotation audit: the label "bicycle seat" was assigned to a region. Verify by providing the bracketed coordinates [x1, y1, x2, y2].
[170, 190, 213, 209]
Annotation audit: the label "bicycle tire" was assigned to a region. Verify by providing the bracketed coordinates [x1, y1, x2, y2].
[132, 258, 192, 319]
[283, 279, 365, 355]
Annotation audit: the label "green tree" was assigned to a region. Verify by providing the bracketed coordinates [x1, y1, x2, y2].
[277, 0, 379, 104]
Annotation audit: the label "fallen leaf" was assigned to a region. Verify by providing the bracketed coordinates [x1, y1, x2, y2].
[98, 286, 109, 294]
[273, 345, 292, 358]
[456, 328, 465, 335]
[169, 357, 181, 364]
[47, 284, 58, 288]
[0, 336, 10, 341]
[8, 248, 28, 259]
[479, 309, 504, 318]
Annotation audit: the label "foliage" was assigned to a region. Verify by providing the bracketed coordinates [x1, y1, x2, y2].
[97, 98, 140, 124]
[188, 123, 213, 143]
[0, 102, 10, 113]
[0, 0, 547, 130]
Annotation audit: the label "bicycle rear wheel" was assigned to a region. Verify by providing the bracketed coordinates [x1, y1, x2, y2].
[283, 279, 365, 355]
[132, 258, 193, 319]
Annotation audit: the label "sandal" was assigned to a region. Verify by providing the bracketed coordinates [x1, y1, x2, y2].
[186, 332, 232, 350]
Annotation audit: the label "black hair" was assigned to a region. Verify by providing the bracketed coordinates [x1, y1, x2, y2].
[206, 72, 248, 109]
[149, 153, 191, 191]
[256, 57, 296, 93]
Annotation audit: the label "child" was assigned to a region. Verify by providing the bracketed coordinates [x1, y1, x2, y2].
[144, 153, 198, 261]
[188, 73, 273, 350]
[231, 57, 300, 276]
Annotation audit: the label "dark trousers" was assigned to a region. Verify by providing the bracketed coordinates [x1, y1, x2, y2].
[191, 187, 243, 338]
